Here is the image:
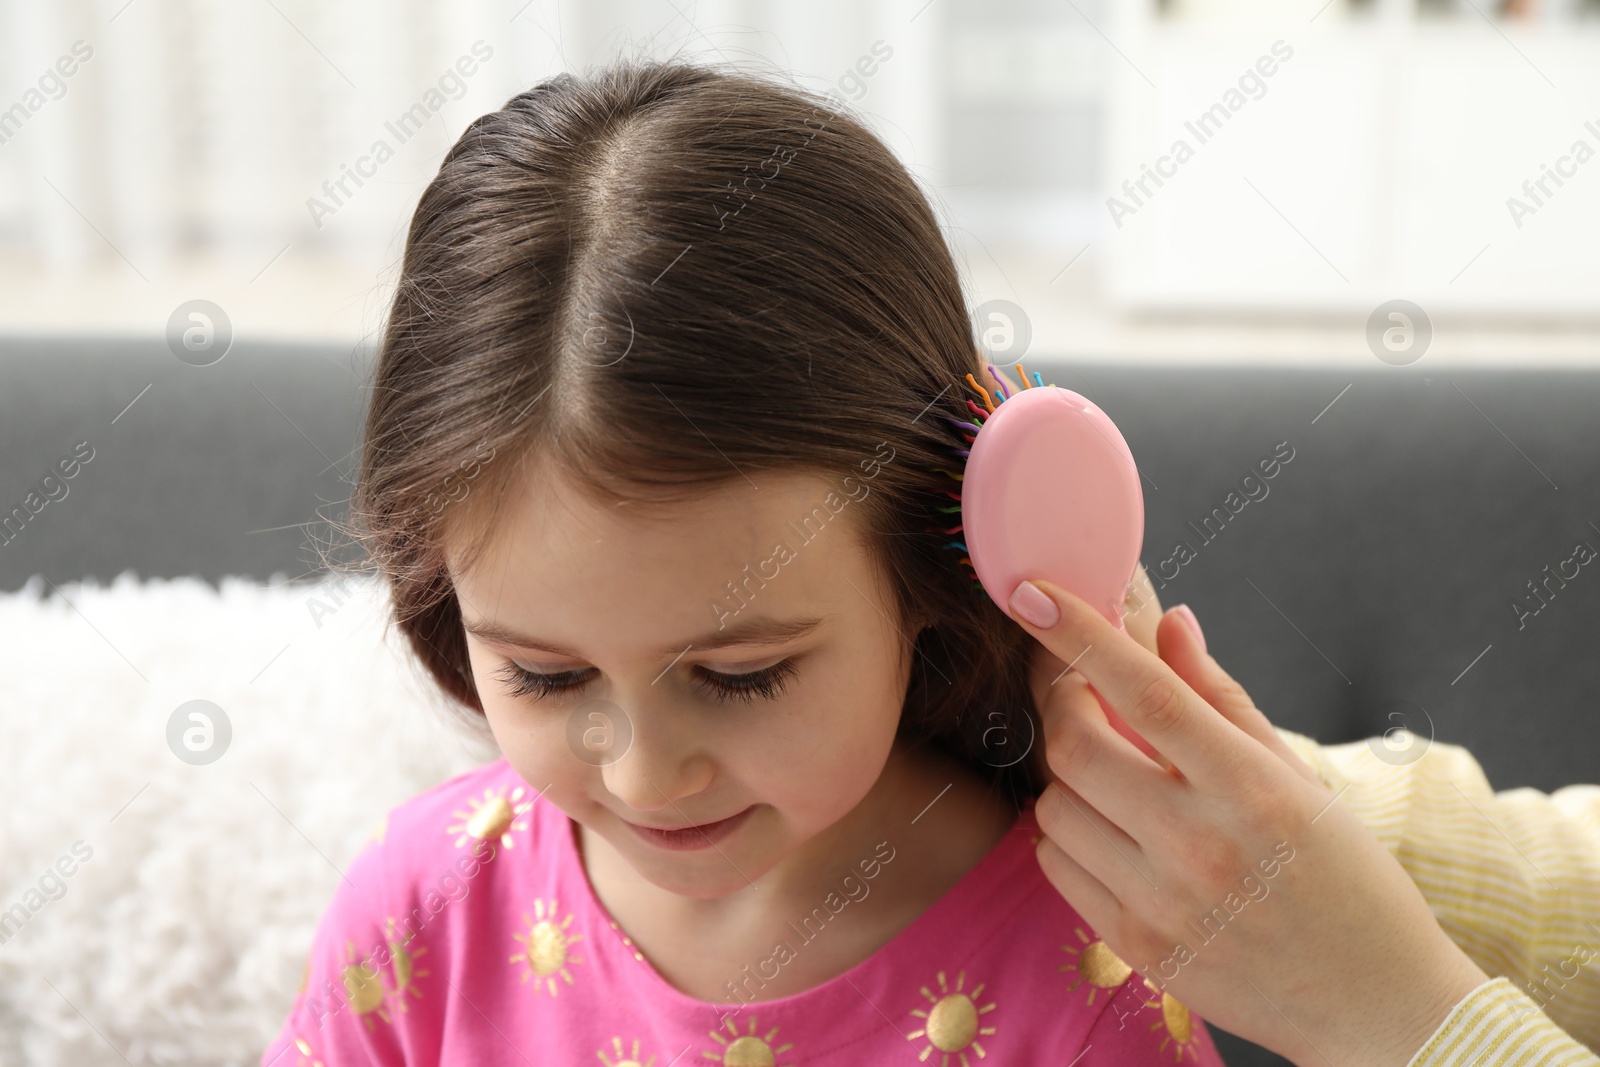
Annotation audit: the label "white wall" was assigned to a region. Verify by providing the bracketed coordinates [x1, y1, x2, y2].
[1105, 1, 1600, 316]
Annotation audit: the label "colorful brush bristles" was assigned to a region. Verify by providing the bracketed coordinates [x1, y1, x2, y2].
[924, 361, 1055, 588]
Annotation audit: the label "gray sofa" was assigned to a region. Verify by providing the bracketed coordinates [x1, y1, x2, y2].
[3, 336, 1597, 1066]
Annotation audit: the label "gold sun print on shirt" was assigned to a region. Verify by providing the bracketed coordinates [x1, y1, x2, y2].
[1059, 926, 1134, 1006]
[598, 1035, 656, 1066]
[448, 783, 534, 850]
[1062, 930, 1202, 1061]
[1137, 977, 1200, 1062]
[906, 969, 997, 1066]
[382, 915, 430, 1013]
[701, 1014, 795, 1066]
[340, 939, 393, 1031]
[510, 897, 586, 995]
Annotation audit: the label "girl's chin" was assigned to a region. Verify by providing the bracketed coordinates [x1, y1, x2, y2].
[624, 842, 779, 899]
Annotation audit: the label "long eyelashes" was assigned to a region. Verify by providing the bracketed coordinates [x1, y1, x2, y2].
[492, 658, 799, 706]
[694, 658, 799, 704]
[494, 663, 587, 700]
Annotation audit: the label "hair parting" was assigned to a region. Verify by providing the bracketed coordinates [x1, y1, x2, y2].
[334, 58, 1050, 807]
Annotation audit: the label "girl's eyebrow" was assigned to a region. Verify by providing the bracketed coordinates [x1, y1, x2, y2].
[461, 614, 829, 658]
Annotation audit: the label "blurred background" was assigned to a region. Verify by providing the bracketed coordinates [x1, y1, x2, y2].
[4, 0, 1600, 356]
[2, 1, 1598, 1065]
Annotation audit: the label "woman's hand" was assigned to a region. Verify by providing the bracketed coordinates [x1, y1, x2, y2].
[1007, 577, 1490, 1067]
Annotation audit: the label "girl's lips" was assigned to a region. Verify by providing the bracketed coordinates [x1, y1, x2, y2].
[623, 804, 757, 851]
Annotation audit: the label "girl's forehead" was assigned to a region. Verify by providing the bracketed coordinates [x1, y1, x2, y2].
[471, 464, 844, 559]
[449, 466, 886, 650]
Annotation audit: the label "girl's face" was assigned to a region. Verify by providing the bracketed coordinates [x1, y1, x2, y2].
[447, 460, 917, 899]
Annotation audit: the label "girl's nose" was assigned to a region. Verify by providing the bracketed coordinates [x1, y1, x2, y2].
[598, 703, 714, 814]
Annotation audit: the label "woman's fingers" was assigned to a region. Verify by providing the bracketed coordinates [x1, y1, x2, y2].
[1034, 832, 1123, 939]
[1019, 594, 1496, 1064]
[1036, 777, 1154, 906]
[1036, 667, 1185, 843]
[1154, 608, 1321, 786]
[1008, 578, 1257, 797]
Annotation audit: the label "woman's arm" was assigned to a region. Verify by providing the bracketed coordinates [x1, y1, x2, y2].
[1274, 726, 1600, 1053]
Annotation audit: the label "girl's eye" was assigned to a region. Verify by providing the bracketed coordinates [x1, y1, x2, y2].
[493, 664, 594, 700]
[694, 658, 799, 705]
[492, 658, 799, 705]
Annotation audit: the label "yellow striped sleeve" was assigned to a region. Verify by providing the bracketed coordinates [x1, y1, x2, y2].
[1274, 727, 1600, 1055]
[1409, 977, 1599, 1066]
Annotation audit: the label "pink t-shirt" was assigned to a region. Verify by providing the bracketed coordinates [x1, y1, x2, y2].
[264, 757, 1225, 1066]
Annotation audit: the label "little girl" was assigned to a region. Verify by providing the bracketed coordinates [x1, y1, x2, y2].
[262, 60, 1228, 1064]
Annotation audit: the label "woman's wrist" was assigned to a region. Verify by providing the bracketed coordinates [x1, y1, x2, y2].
[1373, 945, 1492, 1067]
[1302, 933, 1490, 1066]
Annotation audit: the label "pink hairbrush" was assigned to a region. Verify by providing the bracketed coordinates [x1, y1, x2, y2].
[939, 362, 1158, 761]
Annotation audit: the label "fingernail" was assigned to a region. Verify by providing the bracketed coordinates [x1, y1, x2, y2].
[1009, 581, 1060, 629]
[1172, 603, 1206, 652]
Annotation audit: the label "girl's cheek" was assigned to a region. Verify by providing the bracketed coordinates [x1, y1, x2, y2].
[763, 696, 894, 809]
[478, 696, 560, 774]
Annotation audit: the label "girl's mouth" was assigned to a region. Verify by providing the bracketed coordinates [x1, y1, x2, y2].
[623, 804, 757, 851]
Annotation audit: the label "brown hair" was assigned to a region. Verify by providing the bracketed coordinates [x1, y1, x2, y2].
[347, 59, 1047, 809]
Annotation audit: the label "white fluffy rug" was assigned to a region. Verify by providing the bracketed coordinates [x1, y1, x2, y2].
[0, 572, 498, 1066]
